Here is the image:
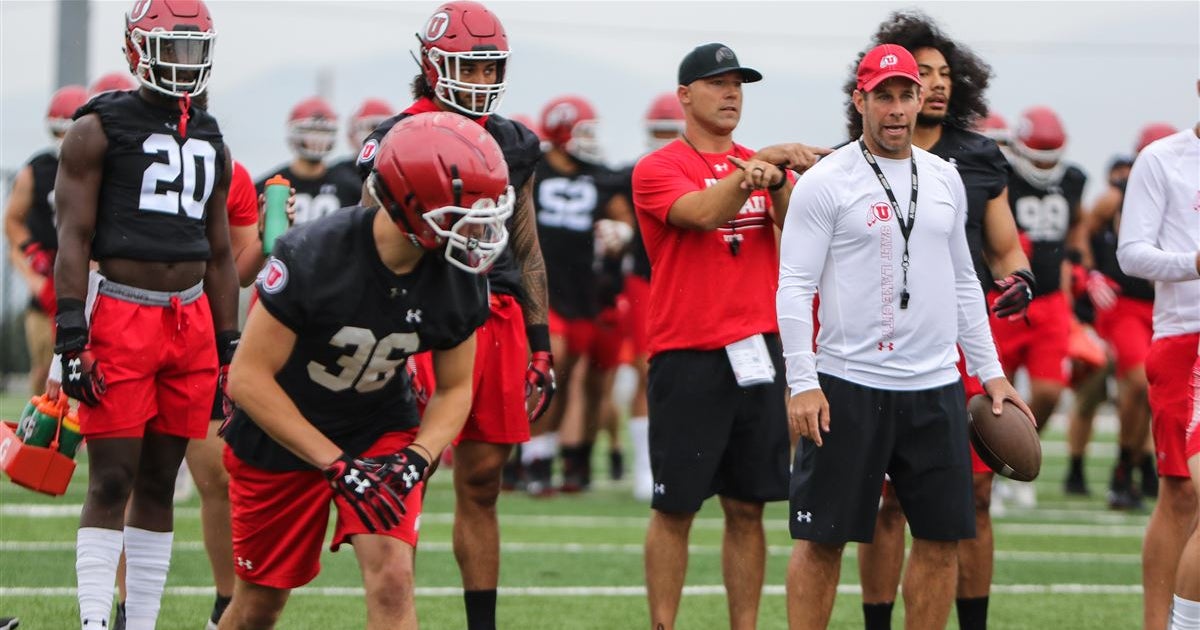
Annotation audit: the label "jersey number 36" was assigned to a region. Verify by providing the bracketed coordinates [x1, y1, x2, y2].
[308, 326, 419, 393]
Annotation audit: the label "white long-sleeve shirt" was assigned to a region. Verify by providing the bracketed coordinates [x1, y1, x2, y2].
[777, 143, 1004, 394]
[1117, 128, 1200, 339]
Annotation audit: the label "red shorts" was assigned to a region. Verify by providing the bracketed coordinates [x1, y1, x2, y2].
[957, 349, 992, 475]
[224, 430, 424, 590]
[549, 307, 625, 371]
[1094, 296, 1153, 377]
[1146, 333, 1200, 477]
[1188, 347, 1200, 462]
[410, 293, 530, 445]
[991, 291, 1070, 385]
[80, 287, 216, 440]
[623, 275, 650, 358]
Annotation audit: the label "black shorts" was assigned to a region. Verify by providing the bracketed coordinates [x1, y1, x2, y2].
[789, 373, 974, 544]
[647, 334, 790, 513]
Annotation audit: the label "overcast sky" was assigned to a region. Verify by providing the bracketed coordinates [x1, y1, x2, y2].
[1, 0, 1197, 202]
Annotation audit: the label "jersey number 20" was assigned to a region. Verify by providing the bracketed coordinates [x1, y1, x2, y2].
[308, 326, 419, 393]
[140, 133, 217, 218]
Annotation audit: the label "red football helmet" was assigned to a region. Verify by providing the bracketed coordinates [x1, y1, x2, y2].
[47, 85, 88, 136]
[287, 97, 338, 161]
[1012, 106, 1067, 188]
[88, 71, 137, 96]
[123, 0, 217, 98]
[418, 1, 509, 117]
[367, 111, 514, 274]
[645, 92, 684, 151]
[975, 111, 1009, 144]
[1135, 122, 1177, 154]
[347, 98, 395, 150]
[540, 95, 602, 162]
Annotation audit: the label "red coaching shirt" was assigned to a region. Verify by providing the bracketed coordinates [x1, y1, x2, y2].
[227, 161, 259, 228]
[632, 139, 780, 356]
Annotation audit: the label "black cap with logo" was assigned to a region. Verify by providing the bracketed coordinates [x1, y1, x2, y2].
[677, 43, 763, 86]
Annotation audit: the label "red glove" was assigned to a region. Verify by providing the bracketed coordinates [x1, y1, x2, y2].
[22, 241, 54, 277]
[525, 351, 556, 422]
[323, 454, 405, 533]
[214, 331, 239, 422]
[1085, 271, 1119, 311]
[991, 269, 1036, 318]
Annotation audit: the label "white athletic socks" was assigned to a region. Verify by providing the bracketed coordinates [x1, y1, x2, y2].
[522, 433, 557, 464]
[123, 526, 174, 630]
[629, 416, 652, 502]
[77, 527, 124, 629]
[1171, 595, 1200, 630]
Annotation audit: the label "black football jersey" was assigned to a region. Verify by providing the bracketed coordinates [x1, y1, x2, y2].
[223, 205, 489, 471]
[22, 150, 60, 250]
[1008, 165, 1087, 295]
[74, 91, 225, 262]
[1093, 212, 1154, 301]
[614, 163, 652, 281]
[326, 156, 360, 184]
[357, 102, 542, 300]
[929, 125, 1010, 293]
[534, 157, 624, 319]
[254, 164, 362, 225]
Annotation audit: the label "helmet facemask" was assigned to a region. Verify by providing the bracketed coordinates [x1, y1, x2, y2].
[565, 119, 604, 163]
[426, 47, 508, 117]
[127, 27, 215, 98]
[368, 171, 514, 275]
[1011, 142, 1066, 189]
[288, 118, 338, 162]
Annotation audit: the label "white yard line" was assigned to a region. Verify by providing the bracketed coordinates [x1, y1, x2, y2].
[0, 583, 1143, 598]
[0, 540, 1140, 563]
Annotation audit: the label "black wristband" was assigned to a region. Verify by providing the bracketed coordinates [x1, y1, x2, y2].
[1011, 268, 1037, 292]
[54, 298, 88, 355]
[768, 166, 789, 191]
[216, 330, 241, 366]
[526, 324, 551, 353]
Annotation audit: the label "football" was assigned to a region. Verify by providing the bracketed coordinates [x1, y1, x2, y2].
[967, 394, 1042, 482]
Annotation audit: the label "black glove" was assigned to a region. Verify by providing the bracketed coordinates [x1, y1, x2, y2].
[374, 447, 431, 498]
[323, 454, 406, 533]
[214, 331, 240, 422]
[991, 269, 1037, 319]
[55, 298, 106, 406]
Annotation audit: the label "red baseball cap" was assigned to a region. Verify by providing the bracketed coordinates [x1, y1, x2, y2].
[856, 44, 921, 92]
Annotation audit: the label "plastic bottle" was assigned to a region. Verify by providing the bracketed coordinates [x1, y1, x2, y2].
[262, 174, 291, 255]
[58, 411, 84, 459]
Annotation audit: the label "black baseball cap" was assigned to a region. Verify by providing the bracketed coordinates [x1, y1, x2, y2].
[677, 43, 763, 86]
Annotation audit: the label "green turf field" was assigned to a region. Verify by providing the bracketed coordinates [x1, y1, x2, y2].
[0, 391, 1148, 629]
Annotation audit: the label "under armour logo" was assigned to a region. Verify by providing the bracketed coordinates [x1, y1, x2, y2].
[236, 556, 254, 570]
[68, 357, 83, 381]
[796, 510, 813, 523]
[406, 309, 422, 324]
[401, 464, 421, 489]
[713, 162, 730, 173]
[653, 483, 666, 495]
[877, 342, 894, 351]
[344, 469, 373, 495]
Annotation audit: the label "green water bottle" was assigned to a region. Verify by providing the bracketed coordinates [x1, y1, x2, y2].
[58, 412, 84, 459]
[21, 396, 64, 449]
[15, 397, 38, 441]
[262, 174, 291, 255]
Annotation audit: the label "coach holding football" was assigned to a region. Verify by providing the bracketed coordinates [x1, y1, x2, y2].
[777, 44, 1030, 630]
[631, 43, 825, 630]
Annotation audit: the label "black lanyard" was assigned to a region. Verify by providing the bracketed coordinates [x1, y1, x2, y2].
[859, 139, 918, 309]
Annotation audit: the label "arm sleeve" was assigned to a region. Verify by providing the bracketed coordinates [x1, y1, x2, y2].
[632, 153, 695, 224]
[776, 170, 836, 394]
[1118, 151, 1200, 282]
[948, 169, 1005, 382]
